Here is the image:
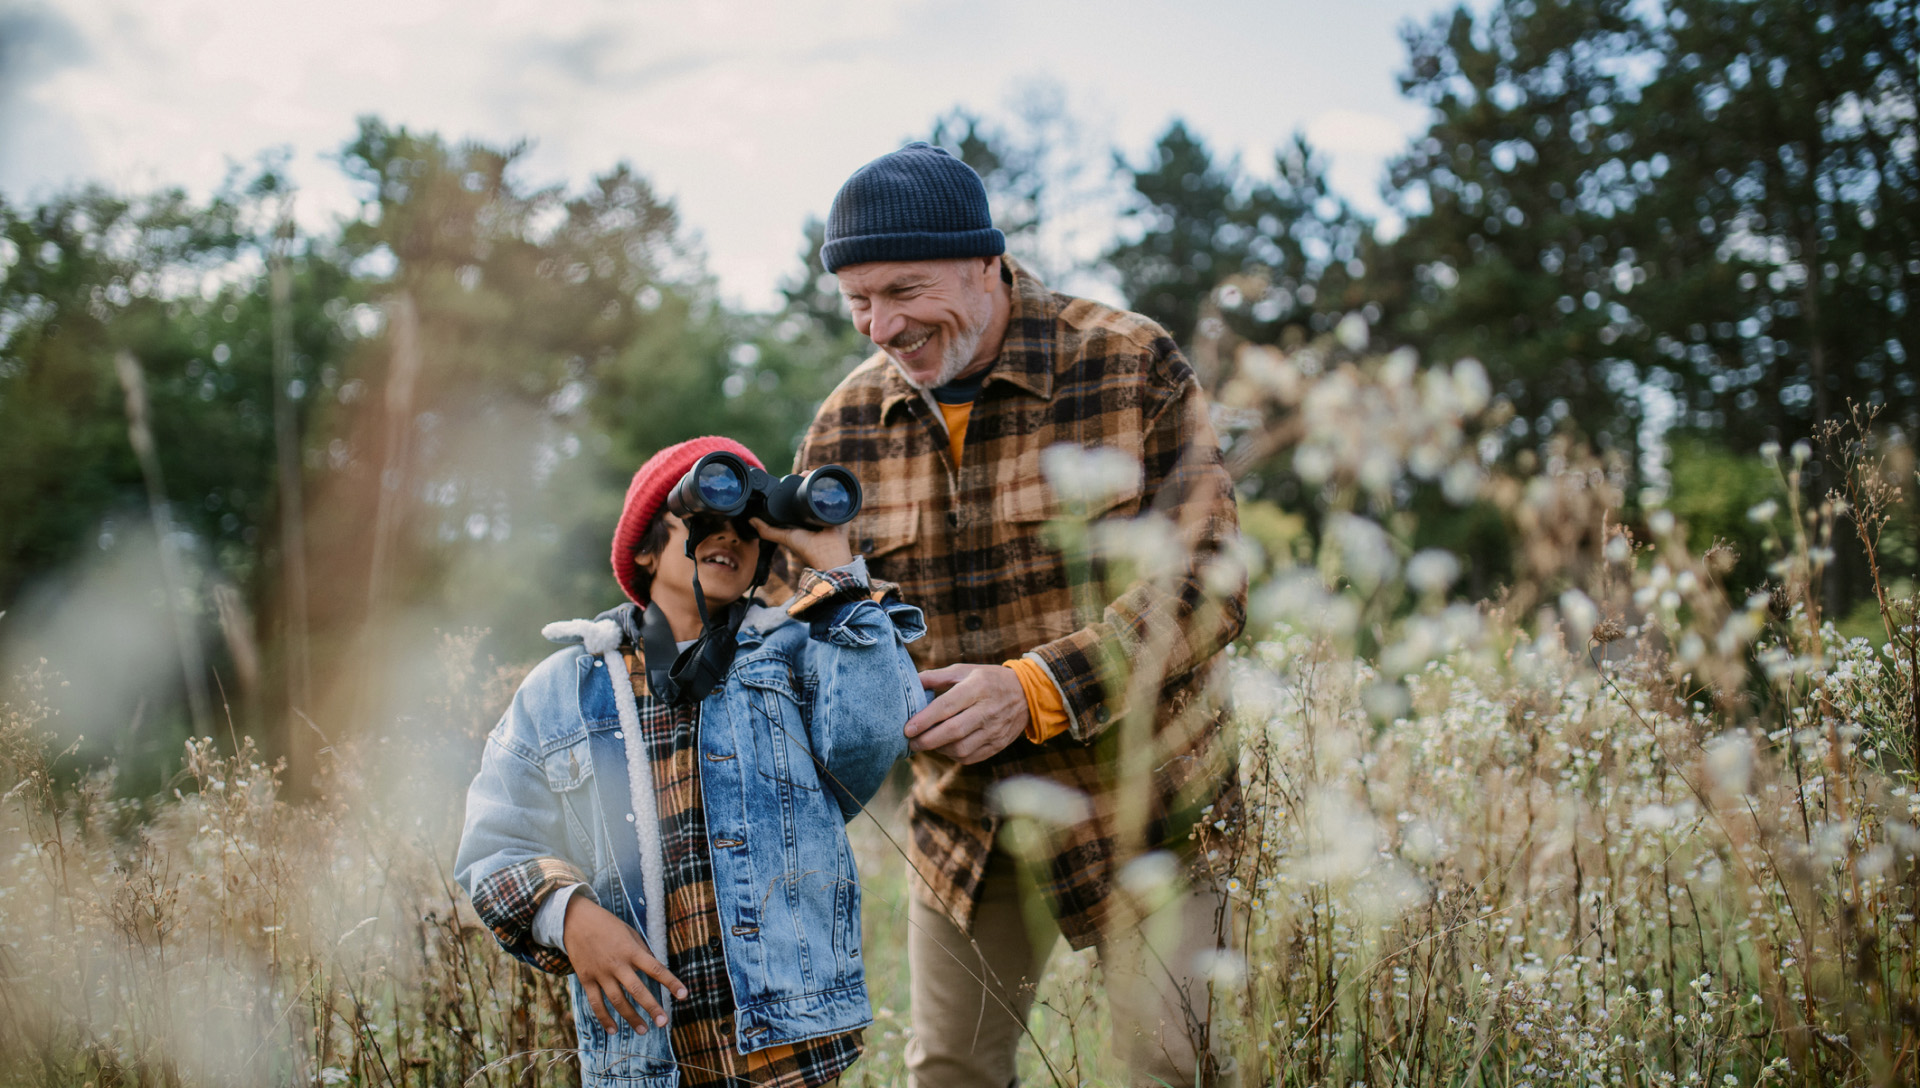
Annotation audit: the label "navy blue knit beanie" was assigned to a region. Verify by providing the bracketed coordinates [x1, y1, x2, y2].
[820, 143, 1006, 273]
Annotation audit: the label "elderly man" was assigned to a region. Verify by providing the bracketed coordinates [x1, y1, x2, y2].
[795, 143, 1245, 1088]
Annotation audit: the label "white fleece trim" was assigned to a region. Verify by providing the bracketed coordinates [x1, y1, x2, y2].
[541, 617, 623, 656]
[606, 645, 670, 1021]
[540, 615, 669, 1020]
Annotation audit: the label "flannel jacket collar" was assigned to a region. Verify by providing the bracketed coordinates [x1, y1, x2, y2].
[877, 256, 1056, 423]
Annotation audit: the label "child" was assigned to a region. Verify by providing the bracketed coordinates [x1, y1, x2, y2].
[455, 436, 923, 1087]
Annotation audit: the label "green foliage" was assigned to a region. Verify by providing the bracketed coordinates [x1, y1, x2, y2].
[0, 179, 329, 603]
[1373, 0, 1919, 464]
[1632, 0, 1919, 447]
[1663, 436, 1781, 594]
[1370, 0, 1657, 462]
[1107, 122, 1369, 353]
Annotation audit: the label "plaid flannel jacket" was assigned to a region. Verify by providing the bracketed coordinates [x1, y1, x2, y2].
[796, 258, 1246, 949]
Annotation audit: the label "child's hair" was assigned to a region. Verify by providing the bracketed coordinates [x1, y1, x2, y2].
[628, 514, 674, 600]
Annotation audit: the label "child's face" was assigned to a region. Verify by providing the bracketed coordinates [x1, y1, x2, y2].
[637, 512, 762, 615]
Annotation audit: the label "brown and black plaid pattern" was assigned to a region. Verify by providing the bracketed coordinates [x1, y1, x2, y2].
[471, 855, 593, 976]
[782, 563, 899, 619]
[795, 257, 1246, 950]
[619, 650, 862, 1088]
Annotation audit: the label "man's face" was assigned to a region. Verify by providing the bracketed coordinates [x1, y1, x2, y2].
[836, 257, 998, 389]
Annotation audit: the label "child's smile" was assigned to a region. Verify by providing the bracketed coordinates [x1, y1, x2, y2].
[642, 513, 762, 637]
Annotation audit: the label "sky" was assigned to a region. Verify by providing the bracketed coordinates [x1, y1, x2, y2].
[1, 0, 1459, 311]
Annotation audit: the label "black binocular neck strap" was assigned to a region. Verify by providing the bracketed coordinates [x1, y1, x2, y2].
[639, 603, 679, 698]
[649, 525, 779, 707]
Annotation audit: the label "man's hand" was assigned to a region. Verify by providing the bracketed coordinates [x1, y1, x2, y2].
[748, 519, 854, 574]
[906, 663, 1029, 764]
[563, 894, 688, 1035]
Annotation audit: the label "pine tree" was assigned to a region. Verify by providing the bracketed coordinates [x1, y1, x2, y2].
[1370, 0, 1656, 466]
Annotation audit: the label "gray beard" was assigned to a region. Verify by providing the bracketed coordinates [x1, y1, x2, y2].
[893, 322, 985, 391]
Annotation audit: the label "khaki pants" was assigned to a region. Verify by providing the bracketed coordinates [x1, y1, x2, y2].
[904, 849, 1234, 1088]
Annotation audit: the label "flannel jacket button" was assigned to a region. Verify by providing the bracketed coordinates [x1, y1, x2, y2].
[708, 937, 721, 952]
[1095, 706, 1110, 724]
[860, 537, 875, 552]
[945, 511, 958, 528]
[964, 614, 983, 631]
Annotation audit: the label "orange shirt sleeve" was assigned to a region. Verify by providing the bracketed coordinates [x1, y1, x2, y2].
[1006, 657, 1071, 744]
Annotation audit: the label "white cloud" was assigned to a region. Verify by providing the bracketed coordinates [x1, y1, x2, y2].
[7, 0, 1450, 310]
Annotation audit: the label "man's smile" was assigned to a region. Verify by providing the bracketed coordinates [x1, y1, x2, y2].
[888, 328, 934, 360]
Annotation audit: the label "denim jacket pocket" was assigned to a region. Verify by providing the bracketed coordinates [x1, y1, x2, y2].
[539, 737, 598, 870]
[736, 661, 821, 792]
[569, 973, 679, 1086]
[542, 738, 592, 791]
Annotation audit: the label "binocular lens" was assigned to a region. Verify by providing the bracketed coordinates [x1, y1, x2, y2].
[694, 460, 746, 509]
[807, 475, 854, 523]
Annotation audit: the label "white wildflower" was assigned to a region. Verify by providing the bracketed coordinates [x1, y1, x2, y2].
[990, 776, 1092, 828]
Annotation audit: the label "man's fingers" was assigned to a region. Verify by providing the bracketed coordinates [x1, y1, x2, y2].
[631, 948, 690, 1000]
[614, 965, 669, 1028]
[905, 685, 973, 739]
[916, 664, 972, 691]
[911, 704, 983, 753]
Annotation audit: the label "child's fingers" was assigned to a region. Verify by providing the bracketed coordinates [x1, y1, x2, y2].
[746, 517, 791, 545]
[602, 974, 655, 1033]
[613, 965, 670, 1027]
[631, 948, 690, 1000]
[582, 981, 620, 1035]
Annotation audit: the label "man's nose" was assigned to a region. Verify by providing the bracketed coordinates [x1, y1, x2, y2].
[866, 299, 902, 347]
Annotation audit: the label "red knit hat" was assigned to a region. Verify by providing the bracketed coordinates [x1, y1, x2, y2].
[611, 436, 766, 605]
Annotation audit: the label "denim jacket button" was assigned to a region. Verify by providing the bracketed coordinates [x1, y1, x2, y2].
[625, 812, 636, 822]
[614, 730, 624, 739]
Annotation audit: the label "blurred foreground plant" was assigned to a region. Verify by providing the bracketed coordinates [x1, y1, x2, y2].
[0, 633, 579, 1087]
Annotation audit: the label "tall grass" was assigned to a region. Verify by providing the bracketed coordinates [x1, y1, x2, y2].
[1, 338, 1915, 1086]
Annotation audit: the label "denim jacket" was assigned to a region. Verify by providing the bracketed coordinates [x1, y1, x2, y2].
[455, 562, 924, 1086]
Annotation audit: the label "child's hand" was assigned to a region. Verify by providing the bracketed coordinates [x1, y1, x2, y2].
[749, 519, 854, 573]
[563, 895, 688, 1034]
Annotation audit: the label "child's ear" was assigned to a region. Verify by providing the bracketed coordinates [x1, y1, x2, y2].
[634, 550, 657, 576]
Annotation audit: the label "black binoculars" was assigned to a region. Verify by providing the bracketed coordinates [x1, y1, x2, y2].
[666, 451, 863, 534]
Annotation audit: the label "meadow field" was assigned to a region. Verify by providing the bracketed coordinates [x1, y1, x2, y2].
[1, 342, 1914, 1087]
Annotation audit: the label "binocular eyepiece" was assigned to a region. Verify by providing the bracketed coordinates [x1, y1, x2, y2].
[666, 451, 863, 533]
